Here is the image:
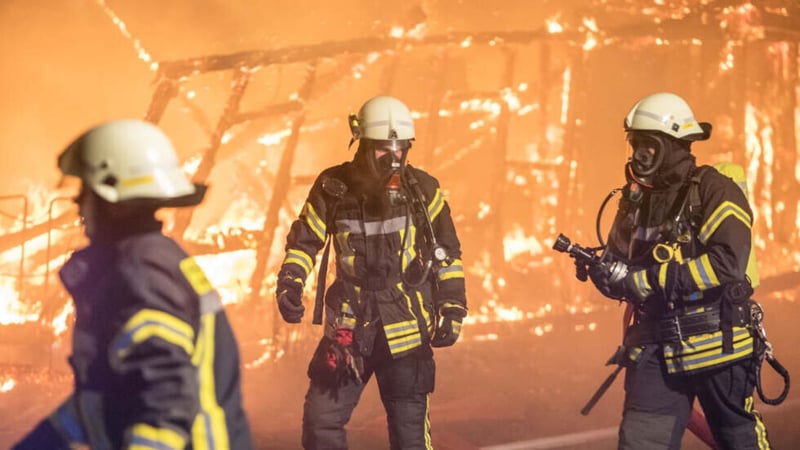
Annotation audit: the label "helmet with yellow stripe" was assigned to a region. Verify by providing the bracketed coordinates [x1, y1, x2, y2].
[58, 119, 206, 207]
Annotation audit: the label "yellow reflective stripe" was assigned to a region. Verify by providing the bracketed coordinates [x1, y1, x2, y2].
[698, 200, 751, 244]
[335, 232, 356, 277]
[663, 328, 753, 373]
[658, 263, 669, 290]
[180, 257, 213, 296]
[744, 396, 770, 449]
[111, 310, 195, 368]
[388, 332, 422, 354]
[439, 302, 466, 312]
[283, 248, 314, 277]
[665, 327, 751, 355]
[626, 346, 644, 363]
[191, 314, 230, 450]
[129, 423, 187, 450]
[302, 202, 326, 242]
[382, 285, 424, 356]
[437, 258, 464, 281]
[415, 291, 432, 333]
[384, 320, 419, 339]
[399, 227, 418, 271]
[121, 175, 156, 188]
[341, 302, 355, 315]
[665, 335, 752, 373]
[632, 269, 651, 298]
[424, 394, 433, 450]
[427, 188, 445, 221]
[687, 254, 721, 291]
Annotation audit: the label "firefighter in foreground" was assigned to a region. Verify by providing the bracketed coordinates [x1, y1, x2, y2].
[577, 92, 773, 449]
[275, 95, 467, 449]
[13, 120, 253, 450]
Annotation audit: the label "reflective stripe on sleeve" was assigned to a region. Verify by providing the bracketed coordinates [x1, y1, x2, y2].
[631, 269, 652, 299]
[179, 258, 213, 296]
[301, 202, 326, 242]
[110, 309, 195, 369]
[437, 258, 464, 282]
[427, 188, 445, 221]
[282, 248, 315, 278]
[128, 423, 188, 450]
[698, 200, 751, 244]
[687, 254, 721, 292]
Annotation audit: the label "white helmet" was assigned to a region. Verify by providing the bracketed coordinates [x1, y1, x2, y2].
[58, 119, 206, 206]
[624, 92, 711, 141]
[349, 96, 415, 146]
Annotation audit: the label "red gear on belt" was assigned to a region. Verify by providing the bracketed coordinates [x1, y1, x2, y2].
[326, 328, 354, 370]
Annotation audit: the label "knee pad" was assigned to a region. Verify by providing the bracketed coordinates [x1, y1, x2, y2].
[619, 410, 682, 450]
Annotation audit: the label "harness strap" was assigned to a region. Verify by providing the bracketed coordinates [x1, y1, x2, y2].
[312, 236, 332, 325]
[756, 352, 790, 405]
[624, 304, 747, 346]
[750, 300, 791, 405]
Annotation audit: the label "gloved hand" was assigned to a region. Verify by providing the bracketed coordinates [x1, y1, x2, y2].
[588, 263, 628, 301]
[276, 274, 305, 323]
[589, 263, 651, 305]
[432, 307, 465, 348]
[574, 259, 590, 282]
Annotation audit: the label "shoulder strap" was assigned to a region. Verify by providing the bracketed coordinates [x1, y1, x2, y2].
[687, 165, 712, 230]
[312, 174, 349, 325]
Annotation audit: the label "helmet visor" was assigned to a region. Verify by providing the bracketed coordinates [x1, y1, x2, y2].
[366, 139, 412, 152]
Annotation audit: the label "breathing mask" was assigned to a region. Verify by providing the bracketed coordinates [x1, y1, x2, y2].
[626, 132, 668, 187]
[372, 140, 410, 205]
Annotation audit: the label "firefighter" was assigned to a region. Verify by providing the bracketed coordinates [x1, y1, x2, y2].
[581, 92, 772, 449]
[275, 95, 468, 449]
[13, 120, 254, 450]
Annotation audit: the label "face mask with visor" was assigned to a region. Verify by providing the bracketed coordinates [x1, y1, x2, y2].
[626, 132, 668, 187]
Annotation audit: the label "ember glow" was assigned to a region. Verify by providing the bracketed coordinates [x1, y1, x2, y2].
[0, 376, 15, 393]
[0, 278, 39, 326]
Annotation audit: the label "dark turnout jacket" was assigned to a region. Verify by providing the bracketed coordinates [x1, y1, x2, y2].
[17, 222, 253, 450]
[279, 162, 467, 357]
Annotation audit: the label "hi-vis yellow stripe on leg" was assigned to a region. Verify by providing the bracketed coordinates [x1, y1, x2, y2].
[744, 396, 771, 449]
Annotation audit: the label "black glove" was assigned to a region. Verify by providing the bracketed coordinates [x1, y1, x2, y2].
[276, 274, 305, 323]
[589, 263, 652, 305]
[588, 263, 627, 301]
[431, 307, 464, 348]
[574, 258, 590, 282]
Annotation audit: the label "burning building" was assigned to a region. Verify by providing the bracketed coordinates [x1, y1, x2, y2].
[1, 0, 799, 448]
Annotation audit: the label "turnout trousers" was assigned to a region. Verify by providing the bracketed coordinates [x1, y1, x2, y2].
[619, 346, 771, 450]
[301, 328, 435, 450]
